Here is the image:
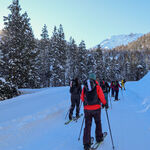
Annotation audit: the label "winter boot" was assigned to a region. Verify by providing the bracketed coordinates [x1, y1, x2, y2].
[96, 132, 105, 143]
[69, 114, 72, 120]
[96, 137, 104, 143]
[84, 144, 90, 150]
[76, 113, 79, 119]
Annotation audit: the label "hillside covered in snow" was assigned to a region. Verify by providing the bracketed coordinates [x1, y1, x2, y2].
[96, 33, 143, 50]
[114, 33, 150, 51]
[0, 72, 150, 150]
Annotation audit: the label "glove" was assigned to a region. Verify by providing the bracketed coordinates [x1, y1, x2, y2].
[102, 104, 105, 108]
[102, 104, 108, 109]
[105, 104, 108, 109]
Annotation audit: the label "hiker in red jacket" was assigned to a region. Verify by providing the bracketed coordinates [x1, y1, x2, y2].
[81, 73, 107, 150]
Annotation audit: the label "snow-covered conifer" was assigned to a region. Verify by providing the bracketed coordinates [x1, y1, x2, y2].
[1, 0, 38, 88]
[39, 24, 51, 87]
[66, 37, 78, 84]
[77, 40, 87, 82]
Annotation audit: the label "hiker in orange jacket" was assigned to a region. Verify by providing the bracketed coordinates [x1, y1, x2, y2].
[80, 73, 107, 150]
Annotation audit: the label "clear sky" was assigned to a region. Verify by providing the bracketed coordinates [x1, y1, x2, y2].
[0, 0, 150, 48]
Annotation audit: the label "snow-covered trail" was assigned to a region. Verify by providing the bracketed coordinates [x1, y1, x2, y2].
[0, 76, 150, 150]
[0, 87, 71, 150]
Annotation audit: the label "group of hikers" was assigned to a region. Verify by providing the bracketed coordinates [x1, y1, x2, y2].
[68, 73, 126, 150]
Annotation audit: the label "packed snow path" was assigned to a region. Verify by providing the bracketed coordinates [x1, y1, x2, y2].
[0, 74, 150, 150]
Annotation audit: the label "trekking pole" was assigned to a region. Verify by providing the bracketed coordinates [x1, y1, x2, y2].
[78, 116, 85, 141]
[65, 108, 70, 120]
[105, 108, 115, 150]
[109, 92, 112, 109]
[121, 89, 124, 101]
[79, 101, 83, 112]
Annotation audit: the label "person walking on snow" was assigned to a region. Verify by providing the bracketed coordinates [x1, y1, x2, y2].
[80, 73, 107, 150]
[110, 81, 115, 97]
[114, 80, 122, 101]
[100, 80, 110, 109]
[121, 79, 126, 90]
[69, 77, 82, 120]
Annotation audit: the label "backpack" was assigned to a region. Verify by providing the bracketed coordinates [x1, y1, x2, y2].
[70, 80, 80, 95]
[83, 79, 100, 106]
[114, 81, 119, 89]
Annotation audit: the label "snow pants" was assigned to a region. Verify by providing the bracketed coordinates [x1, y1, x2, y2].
[83, 109, 103, 146]
[111, 88, 114, 97]
[69, 94, 80, 119]
[115, 90, 119, 100]
[104, 92, 109, 108]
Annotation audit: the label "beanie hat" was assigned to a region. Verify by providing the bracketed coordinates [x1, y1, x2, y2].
[89, 73, 96, 80]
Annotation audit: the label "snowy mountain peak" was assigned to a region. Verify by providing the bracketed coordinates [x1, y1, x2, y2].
[98, 33, 143, 50]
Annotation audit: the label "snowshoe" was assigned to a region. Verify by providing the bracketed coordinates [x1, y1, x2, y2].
[90, 132, 107, 150]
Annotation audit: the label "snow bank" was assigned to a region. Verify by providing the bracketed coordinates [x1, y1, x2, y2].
[126, 71, 150, 112]
[19, 88, 48, 94]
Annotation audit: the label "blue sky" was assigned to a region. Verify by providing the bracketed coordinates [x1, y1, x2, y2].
[0, 0, 150, 48]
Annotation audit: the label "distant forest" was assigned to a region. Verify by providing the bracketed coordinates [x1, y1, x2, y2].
[0, 0, 150, 88]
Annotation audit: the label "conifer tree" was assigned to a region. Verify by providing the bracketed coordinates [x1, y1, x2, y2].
[1, 0, 38, 88]
[108, 51, 116, 81]
[94, 45, 104, 81]
[50, 26, 59, 86]
[77, 40, 87, 82]
[86, 52, 95, 75]
[57, 24, 67, 86]
[103, 51, 112, 81]
[39, 24, 51, 87]
[0, 49, 3, 76]
[66, 37, 78, 84]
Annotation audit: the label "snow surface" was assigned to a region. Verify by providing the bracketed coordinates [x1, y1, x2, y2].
[0, 72, 150, 150]
[95, 33, 143, 50]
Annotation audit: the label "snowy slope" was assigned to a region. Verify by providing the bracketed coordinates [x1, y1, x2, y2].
[96, 33, 143, 49]
[0, 73, 150, 150]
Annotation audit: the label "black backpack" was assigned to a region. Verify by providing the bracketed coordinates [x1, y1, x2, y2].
[123, 79, 126, 83]
[114, 81, 119, 89]
[84, 79, 100, 106]
[70, 80, 80, 95]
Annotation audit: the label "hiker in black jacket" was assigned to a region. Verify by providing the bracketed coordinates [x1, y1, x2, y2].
[100, 80, 110, 109]
[69, 77, 82, 120]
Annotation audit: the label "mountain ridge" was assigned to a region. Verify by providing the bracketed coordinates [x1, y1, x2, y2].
[114, 32, 150, 51]
[92, 33, 143, 50]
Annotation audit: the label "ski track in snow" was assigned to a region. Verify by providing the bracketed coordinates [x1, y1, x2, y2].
[0, 74, 150, 150]
[0, 105, 65, 150]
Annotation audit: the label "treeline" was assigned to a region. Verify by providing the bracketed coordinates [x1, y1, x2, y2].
[102, 49, 150, 81]
[114, 33, 150, 51]
[0, 0, 150, 89]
